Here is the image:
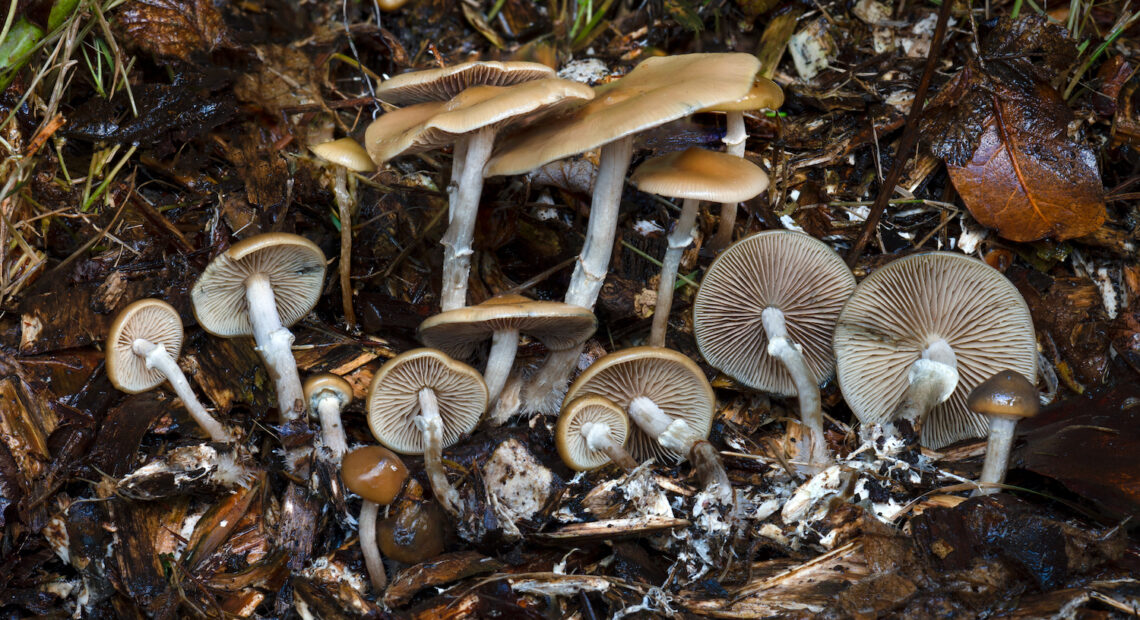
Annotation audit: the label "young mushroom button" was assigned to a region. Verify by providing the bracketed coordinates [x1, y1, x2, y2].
[967, 370, 1039, 496]
[303, 373, 354, 462]
[342, 445, 409, 592]
[556, 396, 637, 472]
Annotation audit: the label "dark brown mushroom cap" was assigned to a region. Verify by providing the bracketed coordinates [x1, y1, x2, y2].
[366, 349, 487, 455]
[699, 76, 784, 113]
[630, 147, 769, 203]
[417, 294, 597, 359]
[833, 252, 1037, 448]
[106, 299, 183, 394]
[341, 445, 409, 505]
[967, 370, 1039, 419]
[191, 233, 326, 337]
[693, 231, 855, 396]
[374, 60, 555, 105]
[303, 373, 353, 412]
[556, 396, 630, 471]
[563, 347, 714, 463]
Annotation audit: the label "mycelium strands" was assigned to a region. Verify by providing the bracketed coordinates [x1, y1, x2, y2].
[761, 306, 827, 469]
[976, 415, 1019, 496]
[414, 388, 461, 515]
[628, 396, 733, 505]
[890, 338, 960, 432]
[581, 421, 638, 472]
[358, 500, 386, 591]
[710, 112, 747, 251]
[648, 197, 701, 348]
[440, 125, 496, 311]
[483, 327, 519, 404]
[131, 339, 232, 442]
[245, 272, 306, 421]
[314, 394, 349, 461]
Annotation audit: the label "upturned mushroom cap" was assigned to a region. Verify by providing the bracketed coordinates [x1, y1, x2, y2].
[303, 373, 353, 412]
[833, 252, 1037, 448]
[418, 294, 597, 359]
[967, 370, 1039, 420]
[310, 138, 377, 172]
[366, 349, 487, 454]
[485, 53, 762, 177]
[191, 233, 326, 338]
[693, 231, 856, 395]
[630, 147, 770, 203]
[700, 76, 785, 113]
[342, 445, 409, 504]
[556, 396, 631, 471]
[375, 60, 556, 105]
[107, 299, 184, 394]
[563, 347, 714, 463]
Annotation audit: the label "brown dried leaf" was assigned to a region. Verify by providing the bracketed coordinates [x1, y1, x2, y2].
[116, 0, 229, 61]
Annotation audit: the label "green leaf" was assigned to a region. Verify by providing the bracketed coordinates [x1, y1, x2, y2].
[0, 19, 45, 71]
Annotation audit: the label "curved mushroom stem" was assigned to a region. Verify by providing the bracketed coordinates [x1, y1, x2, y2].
[690, 440, 734, 506]
[414, 388, 461, 516]
[315, 395, 348, 462]
[132, 338, 233, 443]
[761, 307, 828, 470]
[710, 111, 747, 251]
[581, 421, 638, 472]
[649, 197, 701, 348]
[628, 396, 734, 504]
[358, 500, 387, 591]
[332, 167, 356, 329]
[440, 126, 496, 312]
[484, 328, 519, 404]
[245, 272, 305, 422]
[975, 415, 1019, 496]
[890, 338, 959, 433]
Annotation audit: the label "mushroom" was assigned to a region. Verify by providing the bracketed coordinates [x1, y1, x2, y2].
[309, 137, 376, 173]
[366, 79, 594, 311]
[833, 252, 1037, 448]
[374, 60, 555, 106]
[191, 233, 326, 423]
[629, 147, 769, 347]
[967, 370, 1039, 496]
[303, 373, 354, 462]
[417, 293, 596, 407]
[366, 348, 487, 516]
[342, 445, 409, 591]
[556, 396, 638, 472]
[693, 231, 855, 471]
[486, 53, 761, 412]
[107, 299, 233, 443]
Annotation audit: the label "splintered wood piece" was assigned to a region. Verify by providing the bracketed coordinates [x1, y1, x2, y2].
[384, 551, 504, 607]
[530, 516, 691, 543]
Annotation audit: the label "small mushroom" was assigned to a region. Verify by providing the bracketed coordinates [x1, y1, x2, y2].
[303, 373, 354, 461]
[309, 137, 376, 172]
[967, 370, 1039, 496]
[374, 60, 556, 105]
[556, 396, 638, 472]
[629, 147, 769, 347]
[342, 445, 409, 591]
[107, 299, 233, 443]
[693, 231, 855, 471]
[191, 233, 326, 423]
[366, 349, 487, 516]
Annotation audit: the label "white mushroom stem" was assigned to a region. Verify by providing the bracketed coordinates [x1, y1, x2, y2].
[358, 500, 387, 591]
[414, 388, 461, 516]
[761, 307, 828, 469]
[315, 394, 349, 461]
[132, 338, 232, 443]
[628, 396, 734, 505]
[649, 197, 701, 348]
[711, 111, 747, 251]
[440, 126, 496, 312]
[975, 415, 1019, 496]
[484, 327, 519, 404]
[245, 272, 305, 422]
[891, 338, 960, 430]
[580, 421, 638, 472]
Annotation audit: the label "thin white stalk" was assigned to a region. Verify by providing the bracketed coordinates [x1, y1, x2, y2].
[761, 307, 827, 470]
[441, 126, 496, 312]
[711, 111, 747, 251]
[649, 197, 701, 347]
[245, 273, 305, 422]
[581, 421, 637, 472]
[448, 139, 468, 224]
[133, 339, 232, 443]
[890, 338, 959, 430]
[484, 328, 519, 404]
[415, 388, 461, 516]
[315, 396, 348, 461]
[359, 500, 386, 591]
[975, 415, 1018, 496]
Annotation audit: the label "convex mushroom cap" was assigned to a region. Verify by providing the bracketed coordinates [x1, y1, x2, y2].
[310, 138, 376, 172]
[375, 60, 555, 105]
[419, 294, 597, 358]
[107, 299, 185, 394]
[556, 396, 633, 471]
[304, 373, 353, 412]
[342, 445, 409, 505]
[967, 370, 1040, 419]
[630, 147, 769, 204]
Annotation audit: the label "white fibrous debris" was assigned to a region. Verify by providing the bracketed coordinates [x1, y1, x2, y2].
[789, 19, 834, 80]
[903, 14, 957, 57]
[758, 523, 789, 545]
[853, 0, 891, 24]
[303, 555, 367, 595]
[483, 439, 555, 523]
[633, 219, 665, 236]
[846, 205, 871, 221]
[43, 515, 70, 564]
[957, 214, 987, 254]
[781, 465, 844, 524]
[873, 27, 896, 54]
[1096, 267, 1119, 320]
[885, 90, 914, 114]
[511, 576, 610, 596]
[534, 207, 560, 221]
[177, 511, 205, 559]
[558, 58, 610, 84]
[780, 215, 806, 232]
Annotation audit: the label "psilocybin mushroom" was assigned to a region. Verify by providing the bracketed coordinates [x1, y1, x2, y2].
[967, 370, 1039, 496]
[303, 373, 354, 461]
[834, 252, 1037, 448]
[367, 349, 487, 516]
[107, 299, 233, 443]
[629, 147, 769, 347]
[191, 233, 326, 423]
[556, 396, 637, 472]
[693, 231, 855, 471]
[310, 137, 376, 172]
[374, 60, 555, 105]
[342, 445, 409, 591]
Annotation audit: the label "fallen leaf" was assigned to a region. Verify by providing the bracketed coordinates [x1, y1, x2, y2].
[116, 0, 229, 61]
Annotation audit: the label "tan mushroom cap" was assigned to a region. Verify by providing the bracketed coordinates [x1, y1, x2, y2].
[303, 373, 353, 411]
[834, 252, 1037, 448]
[363, 101, 448, 165]
[486, 53, 762, 177]
[366, 349, 487, 455]
[693, 231, 856, 395]
[967, 370, 1039, 420]
[191, 233, 326, 338]
[630, 147, 769, 204]
[700, 76, 784, 113]
[564, 347, 714, 463]
[556, 396, 631, 471]
[342, 445, 409, 504]
[106, 299, 184, 394]
[310, 138, 376, 172]
[418, 294, 597, 359]
[375, 60, 556, 105]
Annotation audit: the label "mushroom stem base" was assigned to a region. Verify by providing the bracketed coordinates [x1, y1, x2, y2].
[649, 197, 701, 348]
[135, 339, 232, 443]
[691, 440, 734, 506]
[761, 307, 828, 470]
[359, 500, 387, 592]
[245, 273, 306, 422]
[975, 415, 1018, 496]
[441, 126, 495, 312]
[484, 328, 519, 405]
[415, 388, 461, 516]
[316, 396, 348, 462]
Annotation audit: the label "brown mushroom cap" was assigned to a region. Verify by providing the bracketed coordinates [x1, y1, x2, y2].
[834, 252, 1037, 448]
[303, 373, 354, 411]
[342, 445, 409, 505]
[106, 299, 184, 394]
[375, 60, 556, 105]
[563, 347, 714, 463]
[310, 138, 377, 172]
[700, 76, 785, 113]
[630, 147, 770, 204]
[191, 233, 326, 338]
[556, 396, 631, 471]
[418, 294, 597, 359]
[693, 231, 856, 395]
[967, 370, 1039, 419]
[485, 53, 762, 177]
[366, 349, 487, 455]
